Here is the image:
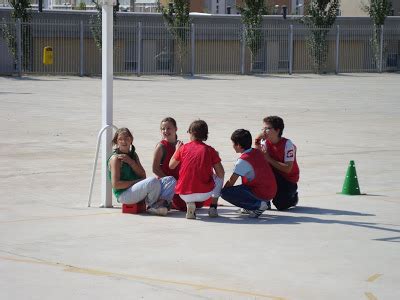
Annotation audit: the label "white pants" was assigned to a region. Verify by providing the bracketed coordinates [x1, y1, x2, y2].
[118, 176, 176, 207]
[180, 175, 223, 203]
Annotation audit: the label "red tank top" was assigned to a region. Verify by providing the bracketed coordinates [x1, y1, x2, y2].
[160, 140, 180, 179]
[241, 149, 277, 200]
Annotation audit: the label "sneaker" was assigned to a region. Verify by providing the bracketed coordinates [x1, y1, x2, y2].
[266, 201, 272, 210]
[208, 206, 218, 218]
[147, 207, 168, 216]
[248, 201, 268, 218]
[238, 208, 251, 214]
[186, 203, 196, 219]
[292, 193, 299, 207]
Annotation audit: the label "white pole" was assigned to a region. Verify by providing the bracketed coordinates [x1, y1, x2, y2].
[289, 25, 293, 75]
[101, 1, 113, 208]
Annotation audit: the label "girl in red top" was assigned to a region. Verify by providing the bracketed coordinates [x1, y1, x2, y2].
[169, 120, 225, 219]
[152, 117, 204, 211]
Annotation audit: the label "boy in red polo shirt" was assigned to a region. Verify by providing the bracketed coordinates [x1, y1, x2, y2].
[255, 116, 300, 210]
[221, 129, 276, 218]
[169, 120, 225, 219]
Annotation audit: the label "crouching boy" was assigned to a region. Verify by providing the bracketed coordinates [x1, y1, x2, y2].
[221, 129, 277, 218]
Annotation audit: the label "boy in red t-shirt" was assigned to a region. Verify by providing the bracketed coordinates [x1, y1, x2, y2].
[255, 116, 300, 210]
[169, 120, 225, 219]
[221, 129, 277, 218]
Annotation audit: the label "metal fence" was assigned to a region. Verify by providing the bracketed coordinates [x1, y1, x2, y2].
[1, 20, 399, 75]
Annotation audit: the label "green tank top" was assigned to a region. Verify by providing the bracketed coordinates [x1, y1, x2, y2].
[107, 149, 142, 200]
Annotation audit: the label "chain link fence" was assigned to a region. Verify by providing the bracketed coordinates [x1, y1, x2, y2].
[1, 20, 399, 75]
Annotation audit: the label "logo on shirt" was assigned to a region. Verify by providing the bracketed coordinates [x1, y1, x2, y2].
[286, 150, 294, 158]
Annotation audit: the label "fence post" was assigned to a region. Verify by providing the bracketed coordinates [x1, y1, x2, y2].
[137, 22, 142, 76]
[241, 24, 245, 75]
[191, 23, 195, 76]
[379, 24, 384, 73]
[80, 20, 84, 77]
[16, 18, 22, 77]
[289, 25, 293, 75]
[335, 25, 340, 74]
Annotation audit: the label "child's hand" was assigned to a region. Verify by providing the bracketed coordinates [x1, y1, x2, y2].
[255, 131, 265, 141]
[117, 154, 134, 164]
[176, 140, 183, 150]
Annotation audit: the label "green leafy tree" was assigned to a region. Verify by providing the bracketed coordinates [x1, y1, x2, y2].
[0, 0, 31, 71]
[158, 0, 191, 74]
[301, 0, 340, 73]
[363, 0, 392, 71]
[89, 0, 119, 50]
[237, 0, 268, 71]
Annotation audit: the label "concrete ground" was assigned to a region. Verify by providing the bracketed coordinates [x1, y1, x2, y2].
[0, 73, 399, 300]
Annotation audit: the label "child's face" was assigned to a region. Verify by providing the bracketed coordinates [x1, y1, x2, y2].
[232, 142, 242, 153]
[160, 121, 177, 142]
[262, 122, 279, 140]
[117, 133, 133, 152]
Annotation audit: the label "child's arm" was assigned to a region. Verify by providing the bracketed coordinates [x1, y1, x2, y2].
[152, 143, 167, 177]
[169, 157, 179, 170]
[263, 151, 294, 174]
[109, 156, 143, 189]
[169, 141, 183, 169]
[117, 153, 146, 178]
[213, 162, 225, 179]
[223, 173, 239, 188]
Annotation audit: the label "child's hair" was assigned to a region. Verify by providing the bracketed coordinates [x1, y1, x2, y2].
[112, 127, 133, 146]
[188, 120, 208, 141]
[160, 117, 177, 129]
[111, 127, 136, 159]
[263, 116, 284, 137]
[231, 129, 252, 150]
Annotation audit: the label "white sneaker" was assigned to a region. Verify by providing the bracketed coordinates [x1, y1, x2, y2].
[148, 207, 168, 216]
[186, 203, 196, 219]
[208, 206, 218, 218]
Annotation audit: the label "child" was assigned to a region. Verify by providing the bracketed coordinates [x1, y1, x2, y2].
[108, 127, 176, 216]
[169, 120, 224, 219]
[221, 129, 277, 218]
[152, 117, 204, 211]
[255, 116, 300, 210]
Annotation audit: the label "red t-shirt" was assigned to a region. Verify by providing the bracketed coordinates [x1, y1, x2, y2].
[159, 140, 180, 179]
[174, 141, 221, 194]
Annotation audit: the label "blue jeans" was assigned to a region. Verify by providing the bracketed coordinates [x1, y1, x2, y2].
[221, 185, 266, 210]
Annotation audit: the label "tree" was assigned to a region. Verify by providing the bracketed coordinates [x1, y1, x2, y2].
[0, 0, 32, 71]
[158, 0, 191, 74]
[89, 0, 119, 50]
[363, 0, 392, 71]
[301, 0, 340, 73]
[237, 0, 268, 71]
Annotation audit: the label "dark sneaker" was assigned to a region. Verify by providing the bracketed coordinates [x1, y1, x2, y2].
[208, 206, 218, 217]
[293, 193, 299, 207]
[248, 201, 268, 218]
[238, 208, 251, 214]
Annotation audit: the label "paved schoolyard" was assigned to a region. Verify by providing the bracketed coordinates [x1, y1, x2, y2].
[0, 73, 399, 300]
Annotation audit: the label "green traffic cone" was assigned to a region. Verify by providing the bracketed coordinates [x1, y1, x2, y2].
[341, 160, 361, 195]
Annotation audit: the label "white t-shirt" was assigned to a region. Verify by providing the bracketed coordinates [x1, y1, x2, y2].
[233, 148, 255, 181]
